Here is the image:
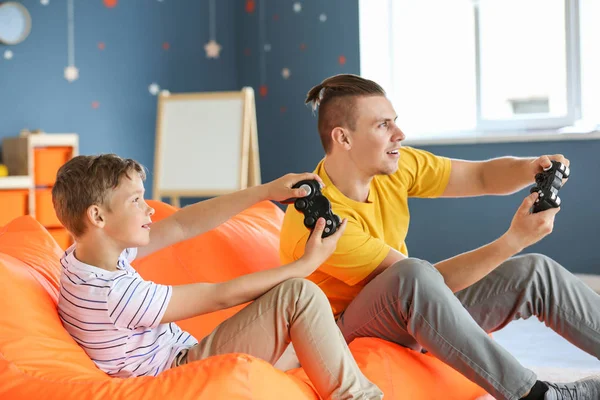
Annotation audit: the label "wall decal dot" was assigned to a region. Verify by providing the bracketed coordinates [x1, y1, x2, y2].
[41, 0, 50, 5]
[3, 50, 13, 60]
[293, 2, 302, 13]
[148, 83, 160, 96]
[98, 42, 105, 50]
[299, 43, 306, 51]
[259, 85, 268, 97]
[162, 42, 170, 50]
[103, 0, 118, 8]
[281, 68, 290, 79]
[338, 55, 346, 65]
[280, 106, 287, 113]
[245, 0, 255, 13]
[319, 13, 327, 22]
[244, 48, 251, 56]
[273, 14, 279, 21]
[91, 101, 100, 109]
[264, 44, 271, 52]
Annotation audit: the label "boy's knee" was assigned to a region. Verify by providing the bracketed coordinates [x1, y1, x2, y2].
[279, 278, 328, 305]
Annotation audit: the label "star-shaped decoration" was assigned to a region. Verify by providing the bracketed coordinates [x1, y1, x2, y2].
[3, 50, 13, 60]
[204, 40, 222, 59]
[281, 68, 291, 79]
[148, 83, 160, 96]
[64, 66, 79, 82]
[293, 2, 302, 13]
[319, 13, 327, 22]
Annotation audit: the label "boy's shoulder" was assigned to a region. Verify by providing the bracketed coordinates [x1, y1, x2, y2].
[60, 246, 139, 282]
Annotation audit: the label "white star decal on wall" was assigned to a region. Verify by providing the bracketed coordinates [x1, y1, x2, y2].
[293, 2, 302, 13]
[3, 50, 13, 60]
[281, 68, 291, 79]
[204, 40, 222, 59]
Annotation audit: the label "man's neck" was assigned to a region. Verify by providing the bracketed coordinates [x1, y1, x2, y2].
[323, 156, 372, 203]
[74, 234, 123, 272]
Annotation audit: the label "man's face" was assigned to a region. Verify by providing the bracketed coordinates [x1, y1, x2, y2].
[347, 95, 406, 176]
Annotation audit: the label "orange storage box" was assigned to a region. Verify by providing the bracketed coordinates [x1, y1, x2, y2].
[34, 147, 72, 186]
[0, 190, 28, 226]
[35, 188, 61, 227]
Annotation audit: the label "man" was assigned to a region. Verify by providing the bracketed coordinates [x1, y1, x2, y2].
[279, 74, 600, 400]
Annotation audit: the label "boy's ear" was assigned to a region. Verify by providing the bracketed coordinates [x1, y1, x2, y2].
[331, 127, 352, 150]
[86, 204, 106, 228]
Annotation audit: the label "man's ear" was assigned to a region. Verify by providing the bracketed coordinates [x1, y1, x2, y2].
[86, 204, 106, 229]
[331, 127, 352, 150]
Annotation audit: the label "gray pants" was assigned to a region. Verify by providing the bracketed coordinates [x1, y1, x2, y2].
[336, 254, 600, 400]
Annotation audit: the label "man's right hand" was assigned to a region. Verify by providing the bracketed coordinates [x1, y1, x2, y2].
[503, 192, 560, 253]
[297, 217, 347, 276]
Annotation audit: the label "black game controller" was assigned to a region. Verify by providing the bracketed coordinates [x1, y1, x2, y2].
[281, 179, 341, 238]
[529, 161, 570, 213]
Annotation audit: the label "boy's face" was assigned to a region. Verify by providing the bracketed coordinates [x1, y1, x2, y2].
[347, 96, 406, 176]
[101, 173, 154, 248]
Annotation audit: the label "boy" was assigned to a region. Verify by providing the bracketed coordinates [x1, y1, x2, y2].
[52, 154, 383, 400]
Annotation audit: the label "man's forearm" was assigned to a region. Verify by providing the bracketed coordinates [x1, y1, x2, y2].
[173, 185, 268, 240]
[435, 234, 522, 293]
[481, 156, 536, 195]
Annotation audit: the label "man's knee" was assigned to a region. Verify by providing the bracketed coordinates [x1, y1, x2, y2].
[503, 253, 563, 277]
[380, 258, 444, 295]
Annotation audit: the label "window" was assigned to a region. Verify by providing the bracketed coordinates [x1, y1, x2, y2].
[359, 0, 600, 141]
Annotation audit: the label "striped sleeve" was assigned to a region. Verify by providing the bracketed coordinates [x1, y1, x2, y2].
[107, 275, 172, 330]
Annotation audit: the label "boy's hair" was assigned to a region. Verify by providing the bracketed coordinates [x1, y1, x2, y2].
[52, 154, 146, 238]
[305, 74, 385, 153]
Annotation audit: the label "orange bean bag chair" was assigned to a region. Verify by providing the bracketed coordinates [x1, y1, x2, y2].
[0, 200, 488, 400]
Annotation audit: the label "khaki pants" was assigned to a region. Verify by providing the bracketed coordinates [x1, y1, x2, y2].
[173, 278, 383, 400]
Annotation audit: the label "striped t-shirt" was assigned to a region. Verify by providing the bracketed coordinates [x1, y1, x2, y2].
[58, 246, 198, 378]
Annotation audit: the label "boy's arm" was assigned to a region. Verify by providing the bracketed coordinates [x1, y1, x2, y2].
[160, 217, 346, 323]
[138, 173, 324, 260]
[161, 261, 308, 323]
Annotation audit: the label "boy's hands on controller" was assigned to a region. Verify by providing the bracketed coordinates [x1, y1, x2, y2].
[297, 217, 348, 276]
[264, 173, 325, 202]
[529, 154, 570, 184]
[503, 192, 560, 253]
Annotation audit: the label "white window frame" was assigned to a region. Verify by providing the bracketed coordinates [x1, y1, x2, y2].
[359, 0, 600, 144]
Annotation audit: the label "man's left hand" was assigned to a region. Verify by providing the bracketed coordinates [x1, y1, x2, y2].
[529, 154, 570, 184]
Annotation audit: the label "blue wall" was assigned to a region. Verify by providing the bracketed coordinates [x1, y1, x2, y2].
[237, 1, 600, 274]
[236, 0, 359, 183]
[0, 0, 238, 173]
[1, 0, 598, 274]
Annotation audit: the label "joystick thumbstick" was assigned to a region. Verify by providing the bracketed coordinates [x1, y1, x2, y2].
[298, 184, 312, 197]
[295, 199, 308, 210]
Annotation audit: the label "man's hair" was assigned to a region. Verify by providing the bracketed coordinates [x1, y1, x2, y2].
[52, 154, 146, 238]
[305, 74, 385, 153]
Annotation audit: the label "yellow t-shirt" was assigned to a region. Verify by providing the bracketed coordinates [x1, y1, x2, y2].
[279, 146, 452, 316]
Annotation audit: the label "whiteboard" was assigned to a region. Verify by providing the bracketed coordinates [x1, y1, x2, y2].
[153, 89, 259, 203]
